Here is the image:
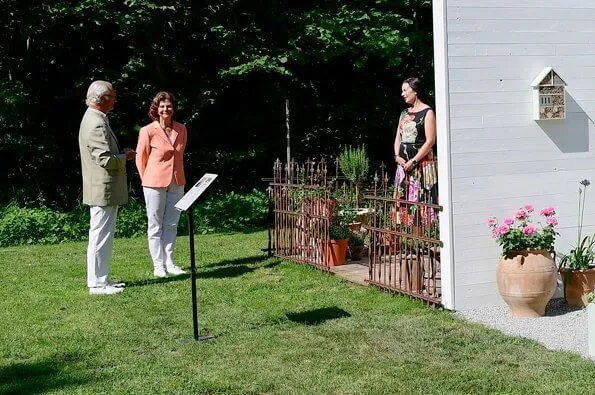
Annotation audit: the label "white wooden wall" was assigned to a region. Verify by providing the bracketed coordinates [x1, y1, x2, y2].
[435, 0, 595, 310]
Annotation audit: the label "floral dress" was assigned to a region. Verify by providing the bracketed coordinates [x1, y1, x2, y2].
[394, 107, 438, 226]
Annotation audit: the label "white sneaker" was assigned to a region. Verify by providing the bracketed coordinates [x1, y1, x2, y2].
[89, 285, 124, 295]
[154, 267, 167, 278]
[166, 265, 186, 275]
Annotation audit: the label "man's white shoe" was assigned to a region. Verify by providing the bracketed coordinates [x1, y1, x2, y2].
[154, 267, 167, 278]
[89, 285, 124, 295]
[166, 265, 186, 275]
[106, 279, 126, 288]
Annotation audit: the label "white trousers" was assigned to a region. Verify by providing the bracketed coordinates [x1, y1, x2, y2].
[87, 205, 118, 288]
[143, 182, 185, 270]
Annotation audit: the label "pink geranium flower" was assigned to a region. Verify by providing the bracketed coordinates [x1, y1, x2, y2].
[495, 225, 510, 237]
[523, 224, 537, 235]
[540, 206, 556, 217]
[488, 204, 557, 256]
[515, 209, 527, 219]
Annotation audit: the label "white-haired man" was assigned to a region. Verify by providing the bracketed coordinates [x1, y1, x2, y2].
[79, 80, 136, 295]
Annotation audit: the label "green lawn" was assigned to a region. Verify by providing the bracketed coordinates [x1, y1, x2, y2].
[0, 230, 593, 394]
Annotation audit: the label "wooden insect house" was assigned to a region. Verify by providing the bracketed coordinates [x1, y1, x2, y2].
[531, 67, 567, 120]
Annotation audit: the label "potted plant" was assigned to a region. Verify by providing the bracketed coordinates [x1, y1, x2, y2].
[332, 187, 361, 233]
[559, 179, 595, 307]
[348, 231, 365, 261]
[327, 224, 350, 266]
[339, 145, 369, 207]
[487, 204, 559, 317]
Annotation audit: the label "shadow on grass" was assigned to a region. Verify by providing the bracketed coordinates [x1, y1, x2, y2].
[286, 307, 351, 326]
[203, 255, 269, 268]
[197, 255, 280, 279]
[126, 257, 280, 284]
[200, 257, 282, 278]
[199, 265, 254, 279]
[125, 273, 190, 287]
[0, 353, 94, 394]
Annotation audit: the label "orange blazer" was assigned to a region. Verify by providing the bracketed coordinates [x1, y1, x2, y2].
[136, 121, 187, 188]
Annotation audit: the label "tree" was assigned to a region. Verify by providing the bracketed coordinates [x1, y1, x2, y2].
[0, 0, 434, 207]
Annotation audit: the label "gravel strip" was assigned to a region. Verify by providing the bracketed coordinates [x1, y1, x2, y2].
[456, 298, 591, 360]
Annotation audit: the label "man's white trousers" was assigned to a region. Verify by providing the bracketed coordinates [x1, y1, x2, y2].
[87, 205, 118, 288]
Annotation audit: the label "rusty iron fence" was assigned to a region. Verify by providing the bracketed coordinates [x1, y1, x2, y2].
[365, 166, 442, 305]
[269, 158, 443, 305]
[270, 158, 342, 270]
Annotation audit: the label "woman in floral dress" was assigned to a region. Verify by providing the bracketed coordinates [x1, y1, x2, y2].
[393, 77, 438, 227]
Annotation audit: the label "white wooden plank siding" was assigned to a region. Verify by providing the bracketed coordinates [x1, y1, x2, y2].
[441, 1, 595, 309]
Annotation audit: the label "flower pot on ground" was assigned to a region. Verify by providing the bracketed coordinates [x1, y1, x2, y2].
[327, 239, 348, 266]
[348, 222, 362, 233]
[497, 249, 557, 317]
[487, 204, 559, 317]
[560, 267, 595, 307]
[327, 224, 350, 266]
[356, 208, 373, 226]
[559, 180, 595, 307]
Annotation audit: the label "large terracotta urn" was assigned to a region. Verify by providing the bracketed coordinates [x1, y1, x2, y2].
[496, 249, 557, 317]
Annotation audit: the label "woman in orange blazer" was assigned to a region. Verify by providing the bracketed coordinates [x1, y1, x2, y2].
[136, 91, 187, 277]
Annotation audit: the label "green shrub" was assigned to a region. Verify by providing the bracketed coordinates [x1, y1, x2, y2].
[115, 197, 147, 239]
[0, 204, 87, 246]
[348, 231, 364, 247]
[339, 145, 369, 202]
[330, 224, 351, 241]
[0, 189, 270, 246]
[182, 189, 269, 234]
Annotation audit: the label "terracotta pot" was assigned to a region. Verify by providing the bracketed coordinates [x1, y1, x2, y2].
[348, 222, 362, 233]
[496, 249, 557, 317]
[327, 239, 348, 266]
[560, 267, 595, 307]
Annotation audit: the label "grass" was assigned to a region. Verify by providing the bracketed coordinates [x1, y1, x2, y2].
[0, 230, 593, 394]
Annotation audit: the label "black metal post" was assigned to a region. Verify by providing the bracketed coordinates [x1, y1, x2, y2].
[188, 208, 199, 341]
[261, 187, 275, 257]
[177, 207, 213, 343]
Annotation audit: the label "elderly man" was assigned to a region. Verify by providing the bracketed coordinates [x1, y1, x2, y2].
[79, 80, 136, 295]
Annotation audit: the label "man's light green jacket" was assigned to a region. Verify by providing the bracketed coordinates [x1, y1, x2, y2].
[78, 108, 128, 206]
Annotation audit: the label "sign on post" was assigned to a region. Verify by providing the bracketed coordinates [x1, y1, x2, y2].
[175, 173, 218, 211]
[175, 173, 218, 343]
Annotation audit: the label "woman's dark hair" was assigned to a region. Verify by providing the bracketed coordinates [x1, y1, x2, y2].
[148, 91, 177, 121]
[403, 77, 425, 101]
[403, 77, 434, 109]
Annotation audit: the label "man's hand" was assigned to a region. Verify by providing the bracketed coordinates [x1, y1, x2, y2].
[123, 148, 136, 160]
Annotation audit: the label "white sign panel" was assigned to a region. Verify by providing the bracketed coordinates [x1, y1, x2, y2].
[174, 173, 218, 211]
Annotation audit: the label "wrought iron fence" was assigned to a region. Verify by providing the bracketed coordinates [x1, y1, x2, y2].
[271, 158, 341, 270]
[269, 158, 443, 305]
[364, 166, 442, 305]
